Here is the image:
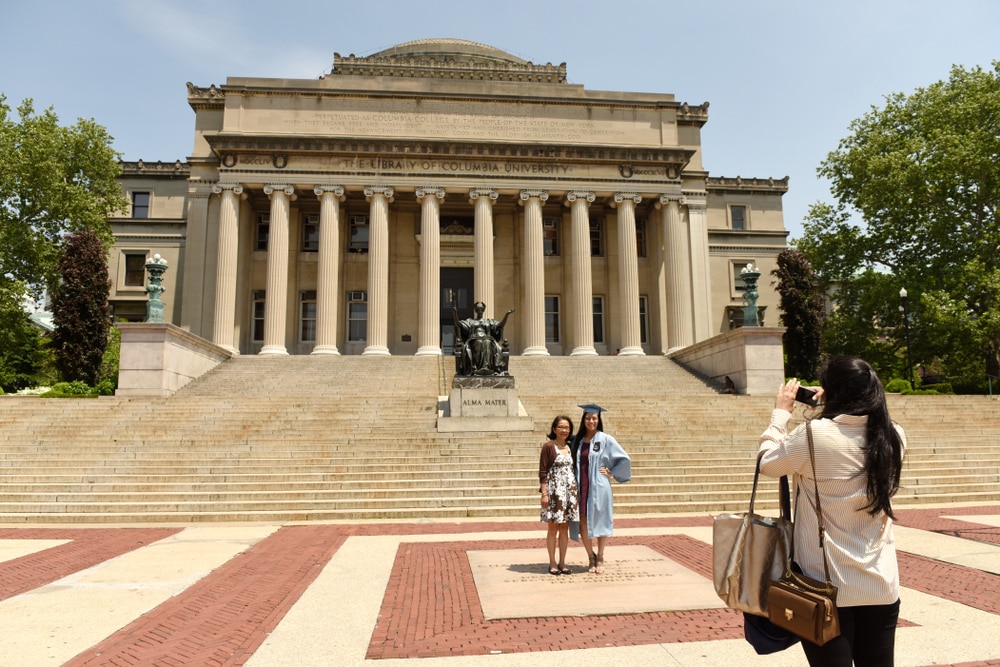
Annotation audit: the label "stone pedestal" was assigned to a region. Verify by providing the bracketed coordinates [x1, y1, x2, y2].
[437, 376, 534, 432]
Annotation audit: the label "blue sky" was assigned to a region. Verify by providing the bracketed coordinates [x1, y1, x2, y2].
[3, 0, 998, 240]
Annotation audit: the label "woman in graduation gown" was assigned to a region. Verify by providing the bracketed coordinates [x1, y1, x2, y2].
[570, 403, 631, 573]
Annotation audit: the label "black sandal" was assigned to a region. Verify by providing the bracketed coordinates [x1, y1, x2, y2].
[549, 567, 561, 576]
[559, 566, 572, 575]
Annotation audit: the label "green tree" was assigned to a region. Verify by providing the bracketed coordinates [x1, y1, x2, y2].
[798, 62, 1000, 385]
[0, 95, 125, 301]
[772, 249, 825, 380]
[0, 290, 50, 392]
[51, 228, 110, 385]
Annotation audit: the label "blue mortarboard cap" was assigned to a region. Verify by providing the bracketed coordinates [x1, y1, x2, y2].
[577, 403, 608, 414]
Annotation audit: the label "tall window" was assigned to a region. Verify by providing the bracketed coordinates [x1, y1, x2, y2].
[300, 290, 317, 342]
[348, 292, 367, 341]
[302, 215, 319, 252]
[543, 217, 560, 256]
[252, 290, 266, 342]
[639, 296, 648, 344]
[545, 295, 560, 342]
[132, 192, 150, 219]
[733, 261, 755, 294]
[124, 253, 146, 286]
[255, 214, 270, 251]
[349, 215, 369, 253]
[589, 218, 603, 256]
[636, 219, 647, 257]
[730, 205, 747, 230]
[592, 296, 605, 344]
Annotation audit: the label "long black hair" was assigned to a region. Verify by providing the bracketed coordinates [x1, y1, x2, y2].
[571, 410, 604, 465]
[817, 356, 903, 518]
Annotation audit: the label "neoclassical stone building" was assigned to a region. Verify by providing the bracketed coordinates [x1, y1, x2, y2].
[108, 39, 789, 357]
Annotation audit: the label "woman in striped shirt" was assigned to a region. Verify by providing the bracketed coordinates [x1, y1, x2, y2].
[759, 356, 906, 667]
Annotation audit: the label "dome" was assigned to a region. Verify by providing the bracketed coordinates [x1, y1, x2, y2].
[366, 38, 529, 66]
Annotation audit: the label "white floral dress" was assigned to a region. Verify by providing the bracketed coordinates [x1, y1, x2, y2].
[541, 449, 580, 523]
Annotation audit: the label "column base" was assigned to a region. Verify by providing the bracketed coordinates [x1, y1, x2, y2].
[311, 346, 340, 355]
[618, 346, 645, 356]
[259, 346, 288, 356]
[362, 345, 391, 356]
[570, 346, 598, 356]
[415, 346, 442, 356]
[521, 346, 550, 356]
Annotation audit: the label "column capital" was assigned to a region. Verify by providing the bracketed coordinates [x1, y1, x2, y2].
[416, 186, 446, 201]
[364, 185, 394, 202]
[612, 192, 642, 207]
[565, 191, 595, 206]
[212, 183, 245, 197]
[656, 193, 685, 209]
[519, 189, 549, 204]
[469, 188, 498, 203]
[264, 184, 296, 201]
[314, 185, 345, 200]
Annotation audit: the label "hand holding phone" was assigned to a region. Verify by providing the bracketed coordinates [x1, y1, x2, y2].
[795, 386, 819, 407]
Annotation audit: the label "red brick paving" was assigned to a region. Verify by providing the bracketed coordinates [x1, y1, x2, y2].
[62, 525, 346, 667]
[2, 508, 998, 664]
[0, 527, 181, 601]
[896, 505, 1000, 546]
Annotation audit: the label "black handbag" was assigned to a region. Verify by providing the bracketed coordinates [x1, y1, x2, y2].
[766, 421, 842, 646]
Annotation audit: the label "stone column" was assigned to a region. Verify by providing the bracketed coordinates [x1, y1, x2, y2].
[416, 187, 445, 356]
[312, 185, 345, 355]
[470, 188, 498, 317]
[210, 183, 243, 354]
[686, 196, 712, 342]
[519, 190, 549, 356]
[260, 184, 295, 355]
[614, 192, 644, 356]
[363, 186, 393, 356]
[566, 191, 597, 356]
[659, 194, 693, 350]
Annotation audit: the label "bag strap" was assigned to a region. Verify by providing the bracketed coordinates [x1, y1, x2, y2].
[751, 451, 791, 521]
[801, 420, 834, 586]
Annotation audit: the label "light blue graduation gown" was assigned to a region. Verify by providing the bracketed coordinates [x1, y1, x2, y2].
[570, 431, 631, 541]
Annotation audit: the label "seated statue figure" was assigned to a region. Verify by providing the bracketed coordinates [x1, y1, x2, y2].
[452, 301, 514, 376]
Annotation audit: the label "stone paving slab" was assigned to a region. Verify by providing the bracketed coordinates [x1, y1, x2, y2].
[0, 506, 997, 666]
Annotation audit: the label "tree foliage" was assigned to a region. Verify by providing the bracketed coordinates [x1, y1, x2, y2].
[0, 291, 50, 392]
[51, 228, 111, 385]
[798, 62, 1000, 385]
[0, 95, 124, 295]
[772, 249, 825, 380]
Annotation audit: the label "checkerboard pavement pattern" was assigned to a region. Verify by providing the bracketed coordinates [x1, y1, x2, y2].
[0, 507, 997, 666]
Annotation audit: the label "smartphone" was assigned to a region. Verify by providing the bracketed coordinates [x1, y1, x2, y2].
[795, 386, 819, 407]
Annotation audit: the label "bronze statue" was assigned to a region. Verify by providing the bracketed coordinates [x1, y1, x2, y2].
[452, 300, 514, 376]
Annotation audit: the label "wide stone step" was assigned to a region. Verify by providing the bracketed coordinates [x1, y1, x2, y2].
[3, 355, 1000, 523]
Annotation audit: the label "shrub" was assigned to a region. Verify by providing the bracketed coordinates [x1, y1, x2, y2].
[884, 378, 910, 393]
[41, 380, 97, 398]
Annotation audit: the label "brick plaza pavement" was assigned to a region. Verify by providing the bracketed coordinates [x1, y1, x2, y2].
[0, 505, 998, 666]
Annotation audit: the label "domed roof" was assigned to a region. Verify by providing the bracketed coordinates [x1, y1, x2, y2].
[366, 38, 529, 65]
[331, 38, 565, 83]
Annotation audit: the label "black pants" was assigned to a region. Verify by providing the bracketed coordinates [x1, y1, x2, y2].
[801, 599, 900, 667]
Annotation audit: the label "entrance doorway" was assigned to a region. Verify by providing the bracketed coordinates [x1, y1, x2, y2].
[441, 267, 474, 355]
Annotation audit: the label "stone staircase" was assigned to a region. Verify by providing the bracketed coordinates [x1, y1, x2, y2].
[1, 355, 999, 523]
